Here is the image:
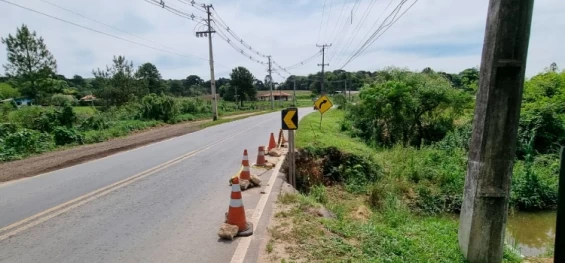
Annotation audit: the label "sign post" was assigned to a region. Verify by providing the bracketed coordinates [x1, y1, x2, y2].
[314, 95, 333, 129]
[282, 108, 298, 188]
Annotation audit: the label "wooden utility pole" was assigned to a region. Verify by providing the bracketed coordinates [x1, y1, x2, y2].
[458, 0, 534, 262]
[267, 56, 274, 110]
[556, 147, 565, 262]
[196, 4, 218, 121]
[317, 44, 331, 95]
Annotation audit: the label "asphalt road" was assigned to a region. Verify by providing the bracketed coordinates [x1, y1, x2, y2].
[0, 107, 314, 263]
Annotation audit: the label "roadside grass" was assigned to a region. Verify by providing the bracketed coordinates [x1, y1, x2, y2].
[270, 187, 522, 263]
[267, 109, 523, 262]
[295, 109, 373, 156]
[82, 120, 163, 144]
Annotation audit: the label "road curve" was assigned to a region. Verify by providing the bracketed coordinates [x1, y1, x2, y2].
[0, 107, 314, 263]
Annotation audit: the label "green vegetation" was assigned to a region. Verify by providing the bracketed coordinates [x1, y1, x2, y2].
[282, 109, 522, 262]
[279, 66, 565, 261]
[0, 24, 316, 162]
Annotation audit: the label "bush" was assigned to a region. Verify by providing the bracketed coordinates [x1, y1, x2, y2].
[139, 94, 179, 123]
[53, 127, 83, 146]
[1, 129, 54, 160]
[178, 98, 209, 115]
[50, 94, 77, 106]
[8, 106, 44, 129]
[79, 114, 108, 131]
[0, 122, 17, 138]
[347, 69, 469, 147]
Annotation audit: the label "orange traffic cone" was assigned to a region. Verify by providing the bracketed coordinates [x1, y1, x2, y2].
[226, 177, 253, 236]
[268, 133, 277, 151]
[256, 146, 266, 166]
[240, 149, 251, 181]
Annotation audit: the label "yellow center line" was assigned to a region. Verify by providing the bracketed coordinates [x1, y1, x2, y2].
[0, 117, 271, 241]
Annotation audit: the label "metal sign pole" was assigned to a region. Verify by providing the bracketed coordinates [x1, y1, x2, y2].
[290, 130, 296, 187]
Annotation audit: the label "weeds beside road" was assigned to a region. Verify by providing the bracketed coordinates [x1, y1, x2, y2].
[266, 109, 528, 262]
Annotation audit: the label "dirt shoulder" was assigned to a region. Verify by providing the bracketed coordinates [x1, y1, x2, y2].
[0, 112, 261, 183]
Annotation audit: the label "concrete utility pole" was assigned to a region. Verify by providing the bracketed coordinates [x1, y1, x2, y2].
[458, 1, 534, 262]
[317, 44, 331, 95]
[267, 56, 274, 110]
[196, 4, 218, 121]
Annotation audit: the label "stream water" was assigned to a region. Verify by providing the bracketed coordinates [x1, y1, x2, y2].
[505, 211, 556, 257]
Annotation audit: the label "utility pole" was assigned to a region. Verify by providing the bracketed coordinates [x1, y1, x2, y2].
[267, 56, 274, 110]
[196, 4, 218, 121]
[458, 0, 534, 262]
[293, 78, 296, 107]
[317, 44, 331, 95]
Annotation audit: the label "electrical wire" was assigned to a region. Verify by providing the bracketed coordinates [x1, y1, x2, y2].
[322, 0, 334, 42]
[326, 0, 362, 63]
[331, 0, 380, 66]
[210, 7, 268, 58]
[176, 0, 207, 13]
[339, 0, 419, 69]
[0, 0, 209, 62]
[213, 21, 267, 65]
[316, 0, 328, 44]
[38, 0, 203, 61]
[144, 0, 202, 20]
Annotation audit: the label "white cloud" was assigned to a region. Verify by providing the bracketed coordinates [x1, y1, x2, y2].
[0, 0, 563, 83]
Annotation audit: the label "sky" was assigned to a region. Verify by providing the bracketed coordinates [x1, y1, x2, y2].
[0, 0, 563, 83]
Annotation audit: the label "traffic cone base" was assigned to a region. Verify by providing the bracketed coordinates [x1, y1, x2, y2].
[236, 222, 254, 237]
[226, 177, 254, 237]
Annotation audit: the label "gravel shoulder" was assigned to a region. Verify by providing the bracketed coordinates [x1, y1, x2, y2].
[0, 112, 260, 183]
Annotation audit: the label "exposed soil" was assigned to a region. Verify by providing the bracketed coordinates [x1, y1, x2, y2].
[0, 112, 260, 183]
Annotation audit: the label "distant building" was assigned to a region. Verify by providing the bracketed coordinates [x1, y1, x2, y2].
[3, 98, 33, 107]
[257, 91, 291, 101]
[80, 95, 97, 102]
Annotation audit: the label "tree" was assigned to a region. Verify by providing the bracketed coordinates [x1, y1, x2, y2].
[230, 66, 256, 106]
[169, 79, 183, 96]
[349, 69, 468, 147]
[0, 83, 20, 99]
[93, 56, 143, 106]
[70, 75, 86, 89]
[549, 62, 558, 72]
[136, 63, 163, 94]
[1, 25, 57, 100]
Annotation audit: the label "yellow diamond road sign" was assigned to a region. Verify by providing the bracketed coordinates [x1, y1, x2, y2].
[314, 95, 333, 114]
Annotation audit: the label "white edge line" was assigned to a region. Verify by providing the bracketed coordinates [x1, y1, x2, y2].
[230, 152, 286, 263]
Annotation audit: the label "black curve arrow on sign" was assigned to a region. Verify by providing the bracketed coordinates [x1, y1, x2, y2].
[319, 100, 328, 109]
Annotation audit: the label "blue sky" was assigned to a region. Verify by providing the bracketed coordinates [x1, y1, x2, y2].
[0, 0, 563, 82]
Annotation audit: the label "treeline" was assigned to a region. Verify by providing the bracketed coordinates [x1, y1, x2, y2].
[277, 67, 480, 95]
[0, 25, 268, 107]
[341, 64, 563, 211]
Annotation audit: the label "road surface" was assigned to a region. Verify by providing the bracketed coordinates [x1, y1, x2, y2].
[0, 107, 314, 263]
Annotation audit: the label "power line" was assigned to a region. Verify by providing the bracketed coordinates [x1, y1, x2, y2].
[213, 21, 267, 65]
[176, 0, 207, 13]
[39, 0, 203, 61]
[0, 0, 209, 62]
[316, 0, 328, 44]
[326, 0, 362, 63]
[284, 51, 322, 70]
[331, 0, 380, 67]
[144, 0, 203, 20]
[210, 7, 268, 58]
[322, 0, 334, 42]
[339, 0, 419, 69]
